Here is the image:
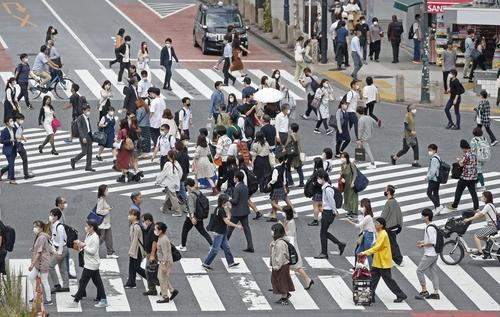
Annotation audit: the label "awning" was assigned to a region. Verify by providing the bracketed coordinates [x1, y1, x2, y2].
[394, 0, 423, 12]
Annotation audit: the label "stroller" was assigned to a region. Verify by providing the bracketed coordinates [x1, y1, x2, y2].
[352, 254, 372, 306]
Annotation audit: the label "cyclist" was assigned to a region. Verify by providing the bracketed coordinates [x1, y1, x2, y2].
[32, 45, 61, 92]
[464, 190, 498, 257]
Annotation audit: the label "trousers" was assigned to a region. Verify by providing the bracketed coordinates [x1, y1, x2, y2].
[73, 135, 93, 169]
[452, 178, 479, 210]
[163, 62, 173, 88]
[444, 98, 461, 128]
[16, 143, 29, 177]
[203, 232, 235, 265]
[17, 82, 31, 108]
[427, 180, 440, 208]
[126, 250, 146, 286]
[226, 215, 253, 250]
[391, 40, 400, 62]
[181, 217, 213, 247]
[29, 268, 51, 302]
[48, 247, 69, 288]
[99, 228, 115, 255]
[320, 210, 343, 254]
[223, 57, 235, 85]
[396, 137, 419, 161]
[73, 268, 106, 302]
[416, 255, 439, 290]
[371, 267, 406, 299]
[387, 226, 403, 265]
[158, 262, 174, 299]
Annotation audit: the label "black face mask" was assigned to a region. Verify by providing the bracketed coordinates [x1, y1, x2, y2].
[383, 191, 388, 197]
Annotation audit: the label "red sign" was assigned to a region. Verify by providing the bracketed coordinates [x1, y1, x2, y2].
[427, 0, 471, 13]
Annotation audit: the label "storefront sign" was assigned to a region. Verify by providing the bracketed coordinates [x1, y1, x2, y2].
[427, 0, 471, 13]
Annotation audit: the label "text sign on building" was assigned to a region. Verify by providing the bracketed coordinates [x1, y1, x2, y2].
[427, 0, 471, 13]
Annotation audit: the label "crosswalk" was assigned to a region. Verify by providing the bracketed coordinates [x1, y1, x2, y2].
[0, 68, 305, 102]
[9, 254, 500, 313]
[1, 128, 496, 232]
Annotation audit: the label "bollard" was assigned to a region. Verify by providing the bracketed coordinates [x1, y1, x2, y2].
[432, 81, 443, 107]
[257, 8, 264, 29]
[395, 74, 405, 102]
[272, 18, 280, 39]
[279, 21, 287, 44]
[287, 26, 295, 48]
[249, 4, 255, 24]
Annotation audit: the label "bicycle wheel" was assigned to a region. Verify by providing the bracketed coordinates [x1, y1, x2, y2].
[28, 79, 41, 99]
[440, 240, 465, 265]
[54, 77, 75, 99]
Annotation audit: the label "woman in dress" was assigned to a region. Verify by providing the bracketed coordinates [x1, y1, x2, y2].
[137, 41, 151, 81]
[127, 114, 144, 182]
[109, 28, 125, 67]
[3, 77, 19, 122]
[283, 207, 313, 289]
[136, 99, 151, 155]
[294, 36, 306, 81]
[96, 106, 116, 162]
[340, 151, 359, 218]
[38, 95, 58, 155]
[70, 220, 109, 308]
[99, 80, 113, 121]
[308, 157, 324, 227]
[313, 79, 334, 135]
[344, 198, 376, 268]
[229, 32, 250, 77]
[193, 135, 217, 194]
[115, 119, 133, 183]
[28, 221, 53, 305]
[250, 131, 272, 184]
[96, 184, 118, 259]
[270, 223, 295, 305]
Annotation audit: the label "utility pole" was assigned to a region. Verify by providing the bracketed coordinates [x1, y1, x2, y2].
[284, 0, 290, 25]
[320, 0, 328, 64]
[420, 0, 431, 103]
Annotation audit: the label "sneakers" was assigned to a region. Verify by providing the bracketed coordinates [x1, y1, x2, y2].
[172, 213, 183, 217]
[201, 263, 213, 270]
[390, 155, 397, 165]
[478, 185, 486, 192]
[412, 162, 422, 168]
[177, 245, 187, 252]
[326, 129, 334, 135]
[263, 212, 272, 218]
[44, 300, 53, 306]
[300, 114, 309, 120]
[427, 293, 440, 300]
[445, 203, 457, 211]
[314, 253, 328, 259]
[67, 301, 79, 308]
[492, 140, 498, 146]
[142, 290, 158, 296]
[94, 299, 109, 307]
[308, 220, 319, 226]
[366, 164, 376, 169]
[394, 294, 407, 303]
[124, 284, 137, 289]
[228, 262, 240, 268]
[106, 254, 119, 259]
[313, 129, 321, 134]
[434, 205, 444, 216]
[338, 242, 346, 256]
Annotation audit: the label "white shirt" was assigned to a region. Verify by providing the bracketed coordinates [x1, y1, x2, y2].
[355, 215, 376, 233]
[424, 223, 438, 256]
[330, 21, 339, 39]
[351, 35, 362, 58]
[274, 112, 289, 134]
[123, 43, 130, 62]
[481, 203, 498, 225]
[323, 160, 334, 173]
[137, 79, 152, 98]
[363, 85, 378, 103]
[294, 43, 304, 62]
[413, 22, 420, 40]
[84, 114, 91, 133]
[157, 134, 176, 156]
[179, 106, 192, 131]
[237, 116, 247, 140]
[228, 142, 238, 157]
[167, 47, 172, 61]
[346, 89, 359, 113]
[150, 97, 166, 129]
[51, 221, 67, 255]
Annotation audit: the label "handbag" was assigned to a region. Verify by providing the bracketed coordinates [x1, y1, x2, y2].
[78, 250, 85, 268]
[355, 146, 366, 162]
[311, 96, 322, 109]
[51, 118, 61, 131]
[171, 244, 182, 262]
[214, 157, 223, 167]
[146, 261, 159, 286]
[93, 131, 107, 145]
[356, 231, 365, 246]
[206, 208, 219, 232]
[353, 166, 369, 193]
[87, 205, 104, 226]
[113, 140, 123, 149]
[299, 152, 306, 163]
[337, 176, 345, 193]
[124, 137, 135, 150]
[451, 162, 463, 180]
[405, 136, 417, 148]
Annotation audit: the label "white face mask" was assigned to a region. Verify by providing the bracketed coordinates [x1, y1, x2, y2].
[321, 153, 326, 160]
[63, 203, 68, 209]
[48, 215, 55, 223]
[411, 109, 417, 114]
[160, 131, 167, 136]
[360, 206, 366, 213]
[428, 151, 434, 156]
[23, 58, 28, 63]
[85, 111, 91, 116]
[84, 226, 90, 234]
[360, 20, 365, 24]
[373, 21, 378, 25]
[8, 122, 15, 127]
[154, 230, 160, 236]
[323, 83, 329, 88]
[340, 158, 347, 164]
[166, 43, 171, 48]
[33, 227, 40, 234]
[18, 120, 24, 125]
[275, 74, 280, 79]
[229, 97, 234, 103]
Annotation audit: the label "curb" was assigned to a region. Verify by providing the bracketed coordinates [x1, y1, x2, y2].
[248, 28, 295, 62]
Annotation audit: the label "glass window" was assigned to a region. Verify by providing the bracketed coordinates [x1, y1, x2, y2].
[206, 12, 243, 28]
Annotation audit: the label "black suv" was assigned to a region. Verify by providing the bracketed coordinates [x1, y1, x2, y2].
[193, 3, 249, 55]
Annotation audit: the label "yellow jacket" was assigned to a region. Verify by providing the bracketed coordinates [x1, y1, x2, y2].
[362, 229, 393, 269]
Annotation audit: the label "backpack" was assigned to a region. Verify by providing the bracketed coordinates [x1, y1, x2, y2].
[476, 137, 491, 162]
[193, 191, 210, 219]
[457, 81, 465, 95]
[282, 239, 298, 265]
[240, 115, 255, 140]
[0, 221, 15, 252]
[304, 176, 315, 198]
[408, 24, 414, 40]
[174, 109, 185, 128]
[57, 223, 79, 249]
[327, 185, 343, 209]
[433, 156, 450, 184]
[459, 38, 466, 53]
[237, 140, 252, 165]
[426, 224, 445, 254]
[308, 76, 320, 93]
[245, 168, 259, 196]
[71, 119, 80, 138]
[285, 139, 299, 157]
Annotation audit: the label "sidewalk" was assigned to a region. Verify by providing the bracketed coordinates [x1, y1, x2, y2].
[249, 24, 500, 114]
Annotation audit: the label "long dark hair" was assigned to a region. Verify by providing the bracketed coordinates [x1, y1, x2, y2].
[226, 156, 237, 170]
[313, 157, 323, 171]
[38, 96, 53, 126]
[360, 198, 373, 217]
[254, 131, 265, 146]
[197, 135, 207, 148]
[217, 193, 230, 207]
[98, 184, 108, 199]
[140, 41, 148, 54]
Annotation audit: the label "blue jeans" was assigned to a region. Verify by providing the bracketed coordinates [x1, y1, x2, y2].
[178, 182, 188, 202]
[413, 39, 421, 61]
[347, 112, 359, 139]
[355, 231, 374, 268]
[203, 232, 235, 266]
[444, 98, 461, 128]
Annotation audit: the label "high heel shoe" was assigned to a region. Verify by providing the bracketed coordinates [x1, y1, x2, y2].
[51, 150, 59, 155]
[38, 145, 43, 153]
[304, 279, 314, 290]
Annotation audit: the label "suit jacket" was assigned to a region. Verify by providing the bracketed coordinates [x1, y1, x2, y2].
[76, 114, 92, 141]
[160, 46, 179, 67]
[0, 127, 17, 156]
[123, 85, 138, 114]
[230, 182, 250, 217]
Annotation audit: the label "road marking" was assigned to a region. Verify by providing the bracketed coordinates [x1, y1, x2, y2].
[96, 58, 282, 63]
[248, 69, 304, 101]
[200, 68, 240, 96]
[100, 69, 126, 96]
[150, 68, 193, 100]
[141, 277, 177, 311]
[346, 257, 411, 310]
[100, 259, 131, 312]
[0, 71, 54, 99]
[179, 258, 207, 274]
[104, 0, 162, 50]
[0, 35, 8, 49]
[186, 275, 225, 311]
[175, 69, 213, 99]
[138, 0, 195, 19]
[394, 256, 457, 310]
[75, 69, 101, 99]
[280, 70, 305, 91]
[41, 0, 104, 69]
[438, 256, 500, 310]
[319, 275, 365, 310]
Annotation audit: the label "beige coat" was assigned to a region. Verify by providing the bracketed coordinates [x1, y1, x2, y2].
[128, 222, 145, 259]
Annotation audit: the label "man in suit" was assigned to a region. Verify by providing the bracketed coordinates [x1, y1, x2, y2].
[226, 171, 254, 252]
[0, 117, 18, 184]
[123, 77, 139, 114]
[70, 104, 95, 172]
[117, 35, 131, 83]
[160, 38, 179, 91]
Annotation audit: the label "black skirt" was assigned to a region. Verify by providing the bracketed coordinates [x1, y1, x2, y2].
[253, 155, 271, 184]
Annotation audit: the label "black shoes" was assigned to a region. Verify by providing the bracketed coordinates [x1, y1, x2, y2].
[143, 290, 158, 296]
[96, 155, 103, 161]
[24, 174, 35, 180]
[156, 298, 170, 303]
[308, 220, 319, 226]
[85, 168, 96, 172]
[338, 243, 346, 256]
[266, 218, 278, 222]
[51, 286, 69, 294]
[70, 158, 76, 170]
[304, 279, 314, 290]
[124, 284, 137, 289]
[390, 155, 397, 165]
[38, 145, 43, 153]
[242, 248, 254, 253]
[314, 253, 328, 259]
[51, 150, 59, 155]
[117, 175, 126, 183]
[394, 295, 407, 303]
[253, 212, 262, 220]
[412, 162, 421, 168]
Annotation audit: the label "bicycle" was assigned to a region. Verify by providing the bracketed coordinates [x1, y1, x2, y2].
[29, 69, 75, 99]
[439, 213, 500, 265]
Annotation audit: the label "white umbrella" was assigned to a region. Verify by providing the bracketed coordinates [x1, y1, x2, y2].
[253, 88, 284, 103]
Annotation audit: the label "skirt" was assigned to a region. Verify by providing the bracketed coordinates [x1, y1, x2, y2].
[104, 131, 114, 149]
[115, 149, 132, 171]
[43, 122, 54, 135]
[270, 187, 286, 201]
[312, 192, 322, 202]
[139, 126, 152, 153]
[271, 264, 295, 295]
[476, 224, 498, 239]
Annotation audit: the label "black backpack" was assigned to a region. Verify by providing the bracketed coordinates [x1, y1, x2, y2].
[309, 76, 320, 93]
[459, 38, 466, 53]
[260, 165, 284, 194]
[71, 118, 80, 138]
[122, 85, 129, 96]
[245, 168, 259, 196]
[174, 109, 185, 128]
[304, 176, 315, 198]
[408, 24, 415, 40]
[282, 239, 298, 265]
[193, 191, 210, 219]
[171, 244, 181, 262]
[0, 221, 15, 252]
[57, 223, 79, 249]
[327, 185, 343, 209]
[434, 156, 451, 184]
[426, 224, 444, 254]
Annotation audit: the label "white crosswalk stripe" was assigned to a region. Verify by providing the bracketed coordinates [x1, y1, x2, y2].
[1, 68, 308, 103]
[2, 128, 498, 231]
[9, 255, 500, 313]
[138, 1, 195, 19]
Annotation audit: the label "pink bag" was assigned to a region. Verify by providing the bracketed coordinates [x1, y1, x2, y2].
[51, 118, 61, 132]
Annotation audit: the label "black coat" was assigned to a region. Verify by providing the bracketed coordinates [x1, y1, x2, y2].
[123, 85, 138, 114]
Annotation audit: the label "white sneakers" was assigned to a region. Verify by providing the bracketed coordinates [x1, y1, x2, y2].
[434, 205, 445, 216]
[106, 254, 119, 259]
[177, 245, 187, 252]
[366, 164, 376, 169]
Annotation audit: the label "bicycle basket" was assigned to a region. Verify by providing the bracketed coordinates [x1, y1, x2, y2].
[444, 217, 469, 235]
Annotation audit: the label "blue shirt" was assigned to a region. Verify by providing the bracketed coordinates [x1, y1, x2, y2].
[130, 203, 141, 212]
[15, 63, 30, 83]
[241, 86, 256, 99]
[336, 27, 348, 44]
[210, 90, 224, 115]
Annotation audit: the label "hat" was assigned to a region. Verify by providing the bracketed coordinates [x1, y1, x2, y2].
[460, 139, 470, 149]
[374, 217, 386, 228]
